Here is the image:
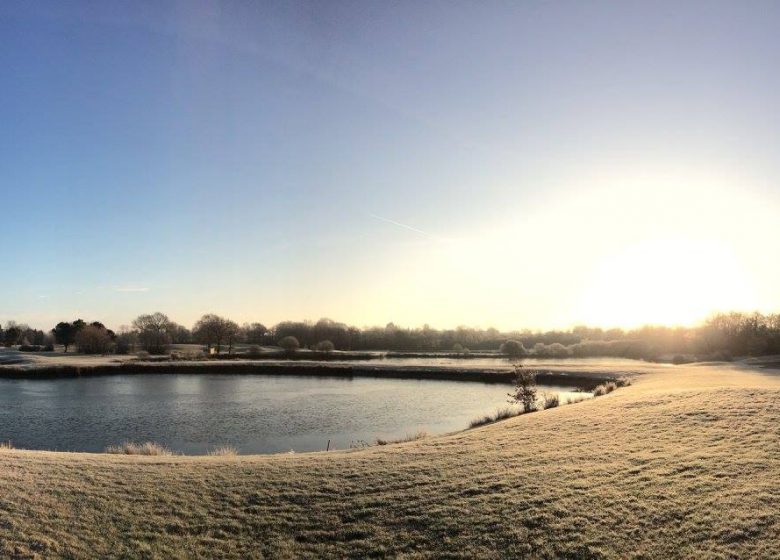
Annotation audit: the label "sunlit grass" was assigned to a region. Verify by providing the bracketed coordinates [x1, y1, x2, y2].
[0, 365, 778, 558]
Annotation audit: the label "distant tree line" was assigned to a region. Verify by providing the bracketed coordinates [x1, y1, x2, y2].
[1, 311, 779, 360]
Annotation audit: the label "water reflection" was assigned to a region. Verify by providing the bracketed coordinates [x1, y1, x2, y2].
[0, 374, 587, 454]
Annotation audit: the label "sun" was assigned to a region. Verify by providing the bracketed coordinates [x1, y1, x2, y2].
[576, 238, 759, 329]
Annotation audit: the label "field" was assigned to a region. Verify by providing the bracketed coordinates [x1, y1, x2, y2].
[1, 361, 779, 558]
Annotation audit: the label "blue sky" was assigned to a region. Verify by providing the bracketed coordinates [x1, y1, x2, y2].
[2, 1, 780, 330]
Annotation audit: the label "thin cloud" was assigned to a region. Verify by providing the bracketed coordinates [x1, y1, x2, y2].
[114, 287, 150, 293]
[369, 213, 434, 238]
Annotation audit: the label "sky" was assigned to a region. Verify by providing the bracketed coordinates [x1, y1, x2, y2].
[2, 0, 780, 332]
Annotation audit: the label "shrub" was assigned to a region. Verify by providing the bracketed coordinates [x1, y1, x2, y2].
[208, 445, 238, 456]
[18, 345, 41, 352]
[135, 350, 150, 360]
[508, 368, 537, 412]
[533, 342, 572, 358]
[278, 336, 300, 353]
[105, 441, 173, 455]
[542, 393, 560, 409]
[566, 395, 587, 405]
[315, 340, 335, 352]
[500, 339, 527, 358]
[75, 325, 113, 354]
[42, 343, 54, 352]
[0, 441, 14, 450]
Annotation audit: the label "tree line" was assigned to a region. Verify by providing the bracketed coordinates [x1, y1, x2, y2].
[1, 311, 779, 360]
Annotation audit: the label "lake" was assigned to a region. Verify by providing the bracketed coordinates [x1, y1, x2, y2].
[0, 373, 588, 454]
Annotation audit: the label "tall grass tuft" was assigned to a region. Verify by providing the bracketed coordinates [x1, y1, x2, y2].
[0, 441, 14, 451]
[593, 381, 618, 397]
[376, 430, 428, 446]
[542, 393, 560, 409]
[208, 445, 238, 457]
[469, 407, 520, 428]
[105, 441, 174, 456]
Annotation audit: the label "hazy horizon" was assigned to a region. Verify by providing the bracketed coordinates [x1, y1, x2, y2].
[4, 1, 780, 331]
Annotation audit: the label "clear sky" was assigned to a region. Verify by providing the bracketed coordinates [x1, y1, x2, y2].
[2, 1, 780, 331]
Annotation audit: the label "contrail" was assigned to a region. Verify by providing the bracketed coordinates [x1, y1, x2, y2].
[369, 213, 433, 238]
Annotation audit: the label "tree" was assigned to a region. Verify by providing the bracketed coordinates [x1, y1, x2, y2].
[508, 368, 538, 413]
[315, 340, 335, 352]
[500, 339, 527, 358]
[193, 314, 226, 354]
[3, 325, 21, 347]
[75, 325, 113, 354]
[224, 319, 240, 354]
[242, 323, 268, 345]
[132, 312, 173, 354]
[274, 321, 314, 347]
[278, 336, 300, 354]
[114, 325, 137, 355]
[52, 322, 76, 352]
[171, 324, 192, 344]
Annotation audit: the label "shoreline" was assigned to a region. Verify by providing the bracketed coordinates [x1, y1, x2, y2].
[0, 359, 621, 389]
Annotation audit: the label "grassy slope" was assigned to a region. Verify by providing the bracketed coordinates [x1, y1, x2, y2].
[1, 364, 779, 559]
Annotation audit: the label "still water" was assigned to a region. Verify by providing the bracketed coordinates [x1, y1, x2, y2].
[0, 374, 586, 454]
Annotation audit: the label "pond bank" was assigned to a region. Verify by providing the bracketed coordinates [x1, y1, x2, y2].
[0, 359, 621, 389]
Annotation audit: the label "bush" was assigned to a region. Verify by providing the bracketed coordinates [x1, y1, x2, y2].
[136, 350, 150, 360]
[315, 340, 335, 352]
[500, 339, 527, 358]
[18, 345, 41, 352]
[533, 342, 572, 358]
[0, 441, 14, 450]
[75, 325, 113, 354]
[105, 441, 173, 455]
[42, 343, 54, 352]
[278, 336, 300, 353]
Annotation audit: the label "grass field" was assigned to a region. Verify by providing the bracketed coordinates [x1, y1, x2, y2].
[1, 362, 779, 558]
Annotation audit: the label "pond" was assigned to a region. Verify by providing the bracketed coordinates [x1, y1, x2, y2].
[0, 374, 589, 454]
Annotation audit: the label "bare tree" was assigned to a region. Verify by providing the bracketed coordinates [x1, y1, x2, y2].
[242, 322, 268, 345]
[193, 314, 238, 354]
[224, 319, 240, 354]
[132, 312, 173, 355]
